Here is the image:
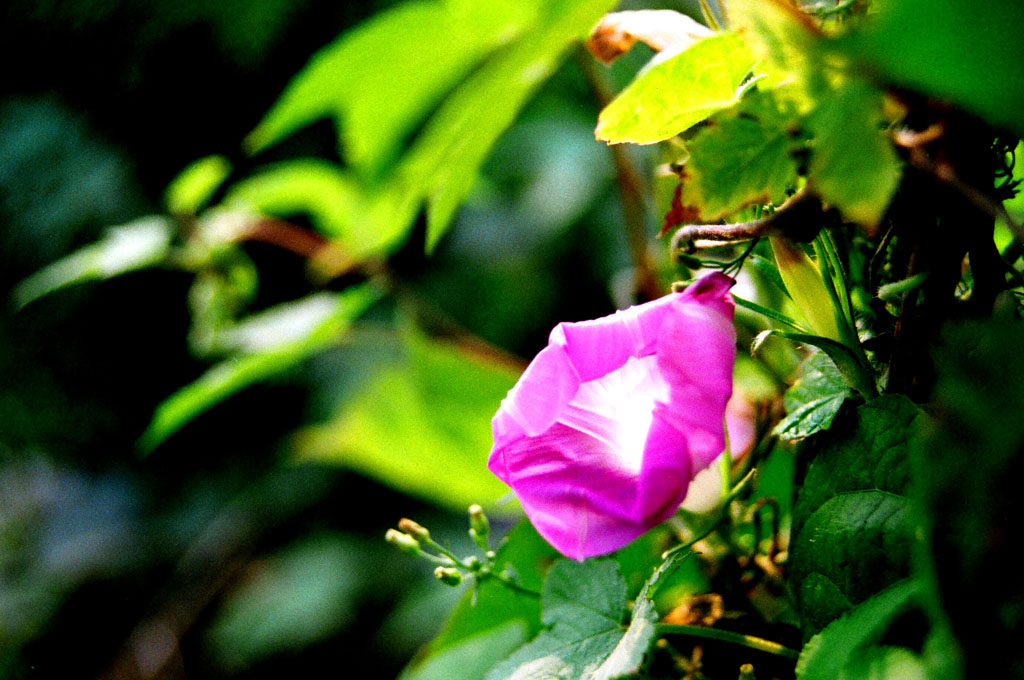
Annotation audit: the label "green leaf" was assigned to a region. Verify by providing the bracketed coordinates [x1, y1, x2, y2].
[245, 0, 538, 174]
[790, 491, 911, 631]
[733, 293, 808, 332]
[139, 283, 382, 451]
[792, 394, 920, 534]
[806, 80, 901, 228]
[746, 252, 791, 298]
[796, 579, 920, 680]
[485, 560, 632, 680]
[726, 0, 822, 100]
[292, 327, 519, 511]
[595, 32, 756, 145]
[404, 0, 618, 251]
[682, 92, 799, 220]
[838, 646, 927, 680]
[402, 623, 531, 680]
[762, 329, 876, 399]
[844, 0, 1024, 137]
[164, 155, 232, 215]
[773, 351, 850, 440]
[13, 216, 174, 309]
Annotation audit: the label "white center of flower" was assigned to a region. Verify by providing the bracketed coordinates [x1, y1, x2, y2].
[564, 354, 668, 474]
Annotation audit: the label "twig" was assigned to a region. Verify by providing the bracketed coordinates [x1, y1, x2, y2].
[671, 190, 824, 254]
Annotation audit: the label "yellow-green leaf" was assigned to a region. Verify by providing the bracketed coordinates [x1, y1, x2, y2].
[596, 31, 756, 145]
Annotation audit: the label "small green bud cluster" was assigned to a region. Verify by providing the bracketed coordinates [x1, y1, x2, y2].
[384, 504, 535, 596]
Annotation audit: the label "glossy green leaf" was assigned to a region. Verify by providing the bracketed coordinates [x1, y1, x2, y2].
[164, 155, 232, 215]
[682, 92, 799, 220]
[139, 283, 382, 451]
[845, 0, 1024, 137]
[13, 216, 174, 309]
[806, 80, 901, 228]
[292, 328, 519, 511]
[596, 32, 756, 145]
[485, 560, 629, 680]
[773, 351, 850, 440]
[245, 0, 537, 173]
[796, 579, 920, 680]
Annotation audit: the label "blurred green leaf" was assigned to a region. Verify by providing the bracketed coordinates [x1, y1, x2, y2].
[205, 533, 367, 670]
[140, 283, 382, 451]
[485, 560, 630, 680]
[844, 0, 1024, 137]
[13, 216, 174, 309]
[796, 579, 920, 680]
[806, 80, 901, 228]
[912, 319, 1024, 679]
[838, 646, 927, 680]
[164, 155, 232, 215]
[246, 0, 538, 174]
[217, 292, 350, 354]
[595, 32, 756, 145]
[773, 351, 850, 441]
[682, 92, 799, 220]
[406, 0, 619, 251]
[293, 328, 519, 510]
[246, 0, 614, 255]
[222, 160, 410, 259]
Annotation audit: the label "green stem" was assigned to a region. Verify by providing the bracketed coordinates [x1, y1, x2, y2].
[655, 624, 799, 659]
[698, 0, 722, 30]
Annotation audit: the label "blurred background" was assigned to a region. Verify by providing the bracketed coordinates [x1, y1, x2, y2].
[0, 1, 711, 677]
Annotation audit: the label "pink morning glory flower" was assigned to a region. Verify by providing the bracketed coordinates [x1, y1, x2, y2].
[488, 272, 737, 560]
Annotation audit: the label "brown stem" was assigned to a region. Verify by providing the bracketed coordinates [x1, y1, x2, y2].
[670, 190, 826, 254]
[577, 48, 662, 301]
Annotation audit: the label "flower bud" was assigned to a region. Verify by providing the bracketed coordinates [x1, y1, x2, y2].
[397, 518, 431, 541]
[770, 234, 841, 342]
[385, 528, 421, 555]
[433, 566, 463, 587]
[468, 504, 490, 549]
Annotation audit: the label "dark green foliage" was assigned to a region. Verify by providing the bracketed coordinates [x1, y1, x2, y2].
[789, 395, 922, 635]
[912, 319, 1024, 680]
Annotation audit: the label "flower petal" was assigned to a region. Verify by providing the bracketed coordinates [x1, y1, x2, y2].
[488, 272, 738, 560]
[656, 275, 736, 470]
